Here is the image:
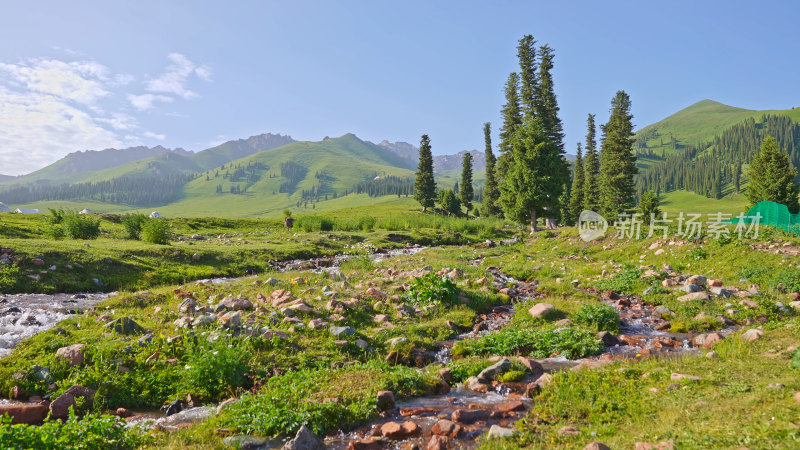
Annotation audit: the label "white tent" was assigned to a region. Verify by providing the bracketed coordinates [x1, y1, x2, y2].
[0, 202, 11, 213]
[149, 211, 162, 218]
[14, 208, 41, 214]
[79, 209, 93, 214]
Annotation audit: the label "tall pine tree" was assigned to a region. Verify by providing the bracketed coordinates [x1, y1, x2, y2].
[482, 122, 502, 216]
[517, 35, 538, 115]
[497, 73, 523, 177]
[567, 143, 585, 224]
[414, 134, 436, 212]
[460, 152, 474, 216]
[599, 91, 638, 220]
[583, 113, 600, 212]
[747, 135, 800, 213]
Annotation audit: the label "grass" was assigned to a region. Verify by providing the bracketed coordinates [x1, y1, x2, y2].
[659, 190, 749, 216]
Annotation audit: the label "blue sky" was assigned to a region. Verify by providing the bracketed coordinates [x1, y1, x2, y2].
[0, 0, 797, 175]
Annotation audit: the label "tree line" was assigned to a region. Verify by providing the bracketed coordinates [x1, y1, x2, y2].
[414, 35, 638, 230]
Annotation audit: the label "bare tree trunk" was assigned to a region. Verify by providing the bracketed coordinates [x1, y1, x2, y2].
[530, 209, 538, 233]
[546, 218, 556, 229]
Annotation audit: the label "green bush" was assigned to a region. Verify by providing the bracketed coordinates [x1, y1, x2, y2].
[178, 338, 252, 402]
[0, 410, 148, 449]
[596, 267, 643, 293]
[770, 269, 800, 293]
[453, 327, 602, 359]
[573, 303, 620, 333]
[121, 214, 148, 240]
[404, 273, 457, 307]
[0, 265, 21, 291]
[141, 219, 171, 244]
[63, 214, 101, 240]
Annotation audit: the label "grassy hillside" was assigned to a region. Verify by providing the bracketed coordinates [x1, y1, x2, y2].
[658, 190, 749, 216]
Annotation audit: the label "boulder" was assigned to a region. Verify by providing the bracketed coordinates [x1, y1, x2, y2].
[584, 443, 612, 450]
[221, 297, 254, 310]
[0, 404, 48, 424]
[330, 326, 356, 337]
[686, 275, 707, 285]
[431, 419, 461, 438]
[677, 292, 709, 302]
[282, 425, 324, 450]
[223, 436, 279, 449]
[653, 306, 674, 319]
[477, 357, 510, 382]
[597, 331, 619, 347]
[451, 408, 490, 424]
[105, 317, 145, 335]
[692, 332, 723, 349]
[487, 424, 516, 438]
[426, 435, 451, 450]
[463, 376, 488, 392]
[376, 390, 395, 411]
[50, 385, 96, 419]
[742, 328, 763, 342]
[55, 343, 85, 366]
[557, 426, 580, 436]
[528, 303, 555, 318]
[346, 440, 382, 450]
[380, 420, 419, 439]
[517, 356, 544, 378]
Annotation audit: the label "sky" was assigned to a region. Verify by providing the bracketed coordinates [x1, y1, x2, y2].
[0, 0, 798, 175]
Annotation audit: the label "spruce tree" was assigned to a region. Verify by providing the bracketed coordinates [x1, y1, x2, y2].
[517, 35, 538, 115]
[637, 190, 661, 219]
[460, 152, 474, 217]
[583, 114, 600, 212]
[599, 91, 638, 220]
[567, 143, 585, 224]
[482, 122, 502, 217]
[535, 45, 565, 152]
[499, 116, 565, 232]
[747, 135, 800, 213]
[414, 134, 436, 212]
[497, 73, 523, 176]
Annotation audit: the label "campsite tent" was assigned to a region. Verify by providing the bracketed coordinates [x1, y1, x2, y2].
[0, 202, 11, 213]
[14, 208, 40, 214]
[149, 211, 162, 218]
[79, 209, 93, 214]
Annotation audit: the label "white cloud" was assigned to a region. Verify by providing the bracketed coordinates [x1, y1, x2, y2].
[96, 112, 138, 131]
[127, 93, 173, 111]
[143, 131, 166, 140]
[0, 59, 111, 105]
[143, 53, 210, 100]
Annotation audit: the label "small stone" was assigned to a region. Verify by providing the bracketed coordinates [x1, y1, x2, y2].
[679, 284, 704, 293]
[330, 326, 356, 337]
[376, 390, 395, 411]
[116, 407, 132, 418]
[528, 303, 555, 318]
[477, 358, 510, 383]
[55, 343, 85, 366]
[677, 292, 709, 302]
[487, 424, 516, 438]
[282, 425, 325, 449]
[742, 329, 763, 342]
[705, 351, 719, 359]
[431, 419, 461, 438]
[451, 408, 490, 424]
[380, 420, 419, 439]
[104, 317, 145, 335]
[557, 426, 580, 436]
[597, 331, 619, 347]
[670, 373, 700, 382]
[584, 443, 612, 450]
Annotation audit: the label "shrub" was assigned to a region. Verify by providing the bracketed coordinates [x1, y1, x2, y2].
[63, 214, 101, 240]
[595, 267, 643, 293]
[437, 189, 461, 216]
[404, 273, 457, 307]
[453, 327, 602, 359]
[0, 265, 21, 292]
[178, 338, 252, 402]
[573, 303, 620, 333]
[141, 219, 171, 244]
[121, 214, 148, 240]
[0, 411, 148, 449]
[770, 269, 800, 293]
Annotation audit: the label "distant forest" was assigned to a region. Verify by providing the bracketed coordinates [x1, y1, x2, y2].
[637, 115, 800, 198]
[0, 174, 194, 207]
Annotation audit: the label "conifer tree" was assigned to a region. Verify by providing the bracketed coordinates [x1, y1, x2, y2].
[567, 143, 585, 224]
[482, 122, 502, 217]
[460, 152, 474, 217]
[497, 73, 523, 176]
[747, 136, 800, 213]
[583, 114, 600, 212]
[637, 190, 661, 219]
[599, 91, 638, 220]
[517, 35, 538, 115]
[499, 116, 564, 232]
[414, 134, 436, 212]
[535, 45, 565, 152]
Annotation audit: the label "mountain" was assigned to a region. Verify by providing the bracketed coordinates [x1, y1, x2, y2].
[1, 145, 191, 186]
[377, 140, 486, 172]
[0, 175, 16, 182]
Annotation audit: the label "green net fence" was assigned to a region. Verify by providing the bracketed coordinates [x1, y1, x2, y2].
[724, 201, 800, 234]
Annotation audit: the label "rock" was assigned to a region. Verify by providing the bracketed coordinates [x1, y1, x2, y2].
[105, 317, 145, 335]
[282, 425, 325, 449]
[557, 426, 580, 436]
[330, 326, 356, 337]
[426, 435, 451, 450]
[679, 284, 704, 293]
[705, 351, 719, 359]
[32, 258, 45, 266]
[381, 420, 420, 439]
[55, 343, 85, 366]
[487, 424, 516, 438]
[643, 286, 656, 296]
[431, 419, 462, 438]
[584, 443, 612, 450]
[0, 404, 49, 424]
[794, 391, 800, 404]
[477, 358, 510, 382]
[709, 287, 731, 297]
[163, 399, 183, 416]
[528, 303, 555, 318]
[742, 329, 763, 342]
[355, 339, 369, 350]
[517, 357, 544, 378]
[693, 332, 723, 349]
[346, 440, 382, 450]
[670, 373, 700, 382]
[221, 297, 254, 311]
[308, 318, 327, 329]
[385, 337, 408, 348]
[223, 436, 277, 449]
[179, 298, 197, 313]
[677, 292, 709, 302]
[116, 407, 132, 418]
[653, 306, 674, 319]
[451, 408, 490, 424]
[376, 390, 395, 411]
[597, 331, 619, 347]
[220, 311, 242, 329]
[463, 376, 488, 392]
[192, 253, 201, 261]
[11, 385, 26, 400]
[709, 279, 723, 287]
[662, 279, 677, 287]
[686, 275, 707, 285]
